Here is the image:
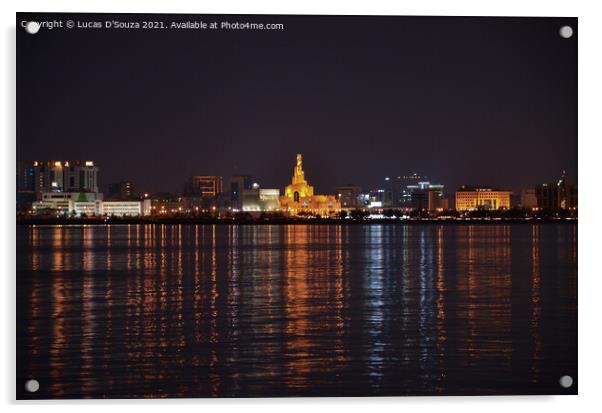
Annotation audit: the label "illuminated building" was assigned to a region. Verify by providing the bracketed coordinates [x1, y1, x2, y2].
[31, 160, 99, 198]
[242, 184, 281, 211]
[399, 173, 428, 206]
[32, 192, 102, 215]
[31, 191, 150, 217]
[455, 186, 511, 211]
[184, 175, 223, 198]
[406, 181, 447, 211]
[367, 189, 385, 209]
[335, 185, 362, 209]
[280, 154, 341, 216]
[100, 200, 151, 217]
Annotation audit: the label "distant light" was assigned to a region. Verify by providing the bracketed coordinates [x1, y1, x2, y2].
[85, 161, 94, 166]
[54, 161, 61, 167]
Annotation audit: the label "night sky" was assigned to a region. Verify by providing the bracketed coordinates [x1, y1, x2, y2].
[17, 13, 577, 196]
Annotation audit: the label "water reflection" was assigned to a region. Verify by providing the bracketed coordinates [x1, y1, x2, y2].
[17, 224, 577, 398]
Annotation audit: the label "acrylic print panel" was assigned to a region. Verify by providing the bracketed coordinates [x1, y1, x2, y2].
[16, 13, 577, 399]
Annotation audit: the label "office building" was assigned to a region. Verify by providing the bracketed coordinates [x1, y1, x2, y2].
[230, 175, 253, 210]
[520, 188, 538, 209]
[406, 181, 447, 211]
[32, 160, 99, 198]
[108, 181, 135, 199]
[535, 173, 577, 210]
[151, 195, 185, 215]
[336, 185, 362, 209]
[16, 161, 36, 207]
[455, 186, 511, 211]
[184, 175, 223, 198]
[398, 173, 428, 206]
[100, 200, 151, 217]
[367, 189, 386, 209]
[242, 186, 281, 211]
[32, 192, 103, 215]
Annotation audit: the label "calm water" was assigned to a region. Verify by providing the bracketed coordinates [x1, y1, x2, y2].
[16, 224, 577, 398]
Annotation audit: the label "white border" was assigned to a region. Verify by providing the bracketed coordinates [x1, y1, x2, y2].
[3, 1, 601, 412]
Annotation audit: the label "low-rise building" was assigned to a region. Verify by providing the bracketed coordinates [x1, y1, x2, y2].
[100, 200, 151, 217]
[455, 186, 511, 211]
[520, 188, 538, 209]
[335, 185, 362, 209]
[32, 192, 150, 217]
[243, 186, 281, 212]
[32, 192, 103, 215]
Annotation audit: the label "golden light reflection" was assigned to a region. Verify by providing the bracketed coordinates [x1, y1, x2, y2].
[18, 223, 577, 398]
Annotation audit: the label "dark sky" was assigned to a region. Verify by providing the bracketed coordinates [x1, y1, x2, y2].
[17, 13, 577, 196]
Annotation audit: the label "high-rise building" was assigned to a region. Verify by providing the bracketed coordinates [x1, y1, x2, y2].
[398, 173, 428, 206]
[31, 160, 99, 198]
[17, 161, 35, 192]
[455, 186, 511, 211]
[406, 181, 447, 211]
[335, 185, 362, 209]
[16, 161, 36, 208]
[230, 175, 253, 210]
[535, 172, 577, 209]
[108, 181, 135, 199]
[184, 175, 224, 198]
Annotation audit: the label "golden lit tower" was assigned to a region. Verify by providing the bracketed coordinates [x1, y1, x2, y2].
[280, 153, 340, 216]
[285, 154, 314, 201]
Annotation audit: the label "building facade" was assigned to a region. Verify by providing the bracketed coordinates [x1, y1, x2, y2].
[230, 175, 253, 211]
[280, 154, 340, 216]
[535, 173, 577, 210]
[520, 188, 538, 209]
[406, 181, 447, 211]
[242, 187, 281, 211]
[108, 181, 135, 199]
[32, 160, 99, 198]
[100, 200, 151, 217]
[335, 185, 362, 209]
[32, 192, 150, 217]
[32, 192, 102, 215]
[455, 186, 511, 211]
[184, 175, 224, 198]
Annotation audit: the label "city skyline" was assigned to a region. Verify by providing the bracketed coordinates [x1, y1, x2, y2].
[17, 14, 577, 195]
[16, 155, 575, 198]
[17, 154, 577, 218]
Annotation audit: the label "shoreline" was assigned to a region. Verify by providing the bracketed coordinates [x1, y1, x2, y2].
[16, 217, 578, 226]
